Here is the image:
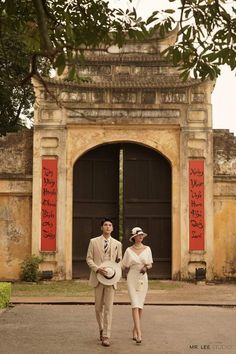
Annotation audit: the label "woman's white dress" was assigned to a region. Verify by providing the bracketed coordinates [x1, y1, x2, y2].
[122, 246, 153, 309]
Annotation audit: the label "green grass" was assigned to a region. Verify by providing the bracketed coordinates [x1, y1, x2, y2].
[11, 280, 183, 297]
[12, 281, 93, 297]
[148, 280, 183, 290]
[0, 282, 11, 308]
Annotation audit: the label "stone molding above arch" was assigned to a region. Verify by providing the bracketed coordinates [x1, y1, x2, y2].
[68, 127, 179, 170]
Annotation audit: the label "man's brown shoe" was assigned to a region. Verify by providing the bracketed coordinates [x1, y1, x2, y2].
[102, 337, 110, 347]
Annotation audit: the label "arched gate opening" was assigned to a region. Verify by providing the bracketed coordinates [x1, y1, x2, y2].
[73, 143, 172, 279]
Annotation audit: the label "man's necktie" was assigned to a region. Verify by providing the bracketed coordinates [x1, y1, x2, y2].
[104, 239, 108, 253]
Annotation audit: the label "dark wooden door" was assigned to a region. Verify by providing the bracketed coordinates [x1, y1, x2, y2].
[73, 145, 119, 278]
[123, 144, 172, 279]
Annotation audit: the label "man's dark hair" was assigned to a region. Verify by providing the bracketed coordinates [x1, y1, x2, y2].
[101, 218, 113, 226]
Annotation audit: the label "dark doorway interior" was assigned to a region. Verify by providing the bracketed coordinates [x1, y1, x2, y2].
[73, 145, 120, 278]
[123, 144, 172, 278]
[73, 143, 171, 279]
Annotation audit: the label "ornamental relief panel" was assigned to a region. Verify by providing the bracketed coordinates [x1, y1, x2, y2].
[77, 64, 170, 81]
[191, 93, 205, 103]
[111, 91, 137, 104]
[161, 90, 187, 103]
[141, 91, 156, 104]
[78, 65, 111, 75]
[67, 108, 180, 120]
[60, 91, 88, 102]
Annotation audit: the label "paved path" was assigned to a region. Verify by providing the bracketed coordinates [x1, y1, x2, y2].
[0, 304, 235, 354]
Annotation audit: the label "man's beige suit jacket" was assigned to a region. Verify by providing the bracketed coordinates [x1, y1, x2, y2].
[86, 235, 122, 289]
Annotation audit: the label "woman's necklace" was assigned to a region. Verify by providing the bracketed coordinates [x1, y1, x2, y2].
[133, 244, 143, 250]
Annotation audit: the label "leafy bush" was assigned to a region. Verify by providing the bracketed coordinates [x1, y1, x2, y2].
[0, 282, 11, 308]
[20, 255, 43, 282]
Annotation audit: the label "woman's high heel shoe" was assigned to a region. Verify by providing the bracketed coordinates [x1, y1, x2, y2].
[132, 330, 137, 341]
[136, 337, 142, 344]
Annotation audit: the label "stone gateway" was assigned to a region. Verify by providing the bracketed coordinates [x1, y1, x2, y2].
[0, 29, 236, 281]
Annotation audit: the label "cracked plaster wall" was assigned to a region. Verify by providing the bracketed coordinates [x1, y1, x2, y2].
[213, 130, 236, 280]
[0, 130, 32, 280]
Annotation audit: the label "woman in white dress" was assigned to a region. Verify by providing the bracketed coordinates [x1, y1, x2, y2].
[122, 227, 153, 344]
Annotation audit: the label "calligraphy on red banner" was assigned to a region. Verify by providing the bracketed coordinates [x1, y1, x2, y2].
[41, 159, 57, 251]
[189, 160, 204, 250]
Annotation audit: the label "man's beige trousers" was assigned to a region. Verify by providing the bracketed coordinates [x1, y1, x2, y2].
[94, 283, 115, 338]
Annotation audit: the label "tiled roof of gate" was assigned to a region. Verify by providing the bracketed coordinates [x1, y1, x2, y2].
[42, 76, 202, 89]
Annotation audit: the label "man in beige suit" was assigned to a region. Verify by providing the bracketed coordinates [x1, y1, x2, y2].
[86, 218, 122, 347]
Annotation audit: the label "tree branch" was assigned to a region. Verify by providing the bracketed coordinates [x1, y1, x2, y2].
[11, 94, 26, 126]
[32, 0, 53, 54]
[21, 53, 38, 86]
[41, 0, 57, 23]
[179, 0, 187, 30]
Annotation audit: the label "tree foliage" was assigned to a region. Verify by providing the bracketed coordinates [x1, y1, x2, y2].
[0, 31, 34, 135]
[0, 0, 154, 135]
[1, 0, 152, 83]
[163, 0, 236, 80]
[0, 0, 235, 135]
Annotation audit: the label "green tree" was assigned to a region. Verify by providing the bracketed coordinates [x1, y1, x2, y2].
[0, 0, 153, 135]
[0, 0, 235, 134]
[162, 0, 236, 80]
[0, 31, 35, 135]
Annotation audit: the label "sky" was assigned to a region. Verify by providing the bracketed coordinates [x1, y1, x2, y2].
[110, 0, 236, 135]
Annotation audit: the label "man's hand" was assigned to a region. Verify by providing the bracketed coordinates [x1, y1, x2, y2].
[96, 267, 108, 276]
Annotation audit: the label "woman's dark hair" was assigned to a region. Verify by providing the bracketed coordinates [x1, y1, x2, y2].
[101, 218, 113, 226]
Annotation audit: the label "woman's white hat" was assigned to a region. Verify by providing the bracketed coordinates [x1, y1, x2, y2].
[129, 227, 148, 242]
[97, 260, 122, 286]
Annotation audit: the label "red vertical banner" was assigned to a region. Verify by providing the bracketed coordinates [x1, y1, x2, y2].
[189, 160, 204, 250]
[41, 159, 57, 251]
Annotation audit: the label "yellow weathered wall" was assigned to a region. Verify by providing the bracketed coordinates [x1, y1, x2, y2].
[214, 183, 236, 279]
[0, 183, 32, 280]
[0, 131, 33, 280]
[214, 200, 236, 278]
[213, 131, 236, 280]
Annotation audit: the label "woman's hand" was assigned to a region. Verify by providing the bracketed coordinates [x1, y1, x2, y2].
[140, 265, 147, 274]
